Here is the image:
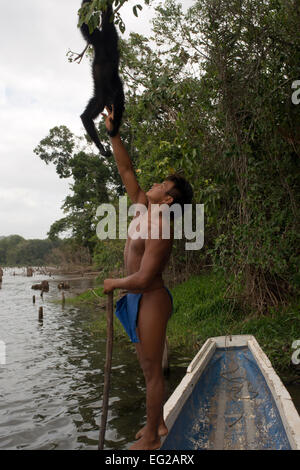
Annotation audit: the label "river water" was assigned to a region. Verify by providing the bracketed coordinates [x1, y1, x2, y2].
[1, 268, 299, 450]
[0, 268, 189, 450]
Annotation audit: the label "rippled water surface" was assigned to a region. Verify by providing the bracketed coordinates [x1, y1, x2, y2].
[1, 268, 299, 450]
[0, 268, 188, 450]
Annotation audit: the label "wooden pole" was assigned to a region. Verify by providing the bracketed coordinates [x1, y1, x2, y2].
[98, 291, 114, 450]
[38, 307, 43, 320]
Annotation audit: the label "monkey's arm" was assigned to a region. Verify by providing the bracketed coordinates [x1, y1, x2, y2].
[81, 98, 111, 157]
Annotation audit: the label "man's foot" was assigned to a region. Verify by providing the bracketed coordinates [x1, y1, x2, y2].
[129, 436, 161, 450]
[135, 422, 168, 440]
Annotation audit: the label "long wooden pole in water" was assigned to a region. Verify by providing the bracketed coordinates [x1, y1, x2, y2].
[98, 291, 114, 450]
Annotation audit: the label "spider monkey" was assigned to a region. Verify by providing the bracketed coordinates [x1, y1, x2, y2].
[79, 0, 125, 156]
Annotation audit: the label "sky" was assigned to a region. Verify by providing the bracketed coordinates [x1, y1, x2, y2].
[0, 0, 194, 240]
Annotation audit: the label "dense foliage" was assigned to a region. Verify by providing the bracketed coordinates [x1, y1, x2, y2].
[0, 235, 58, 266]
[34, 0, 300, 312]
[34, 126, 124, 253]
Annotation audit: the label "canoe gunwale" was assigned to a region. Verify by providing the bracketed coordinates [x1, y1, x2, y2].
[162, 338, 216, 444]
[162, 335, 300, 450]
[247, 337, 300, 450]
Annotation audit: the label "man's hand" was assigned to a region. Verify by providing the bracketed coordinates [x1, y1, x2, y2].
[103, 278, 115, 294]
[101, 106, 114, 134]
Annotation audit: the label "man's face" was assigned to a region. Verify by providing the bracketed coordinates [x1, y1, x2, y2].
[146, 180, 175, 204]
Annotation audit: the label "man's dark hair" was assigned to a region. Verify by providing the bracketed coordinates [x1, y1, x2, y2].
[165, 173, 194, 213]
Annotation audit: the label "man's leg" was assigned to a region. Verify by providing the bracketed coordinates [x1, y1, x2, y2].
[134, 342, 168, 441]
[129, 287, 172, 450]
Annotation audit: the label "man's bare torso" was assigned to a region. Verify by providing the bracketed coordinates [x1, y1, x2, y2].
[124, 202, 173, 292]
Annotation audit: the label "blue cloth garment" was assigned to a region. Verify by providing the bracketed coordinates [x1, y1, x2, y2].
[115, 287, 173, 343]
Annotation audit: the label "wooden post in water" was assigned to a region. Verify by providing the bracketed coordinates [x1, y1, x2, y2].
[33, 295, 36, 304]
[27, 267, 33, 277]
[38, 307, 43, 320]
[98, 291, 114, 450]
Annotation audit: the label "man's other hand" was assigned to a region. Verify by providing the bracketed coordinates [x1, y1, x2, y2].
[103, 278, 115, 294]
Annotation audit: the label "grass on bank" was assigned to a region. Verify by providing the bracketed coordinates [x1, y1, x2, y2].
[62, 286, 106, 305]
[66, 271, 300, 382]
[167, 272, 300, 382]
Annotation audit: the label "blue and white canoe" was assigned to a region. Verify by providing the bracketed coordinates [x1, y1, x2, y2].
[161, 335, 300, 450]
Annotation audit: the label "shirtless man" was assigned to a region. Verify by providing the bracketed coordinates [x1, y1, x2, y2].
[102, 106, 193, 450]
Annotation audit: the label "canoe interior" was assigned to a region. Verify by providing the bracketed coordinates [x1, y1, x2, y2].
[161, 346, 291, 450]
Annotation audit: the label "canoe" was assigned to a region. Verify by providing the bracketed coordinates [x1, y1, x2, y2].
[161, 335, 300, 450]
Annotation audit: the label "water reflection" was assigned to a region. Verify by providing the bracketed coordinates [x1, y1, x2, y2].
[0, 267, 187, 450]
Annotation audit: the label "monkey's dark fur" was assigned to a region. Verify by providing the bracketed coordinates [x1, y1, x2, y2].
[80, 0, 125, 156]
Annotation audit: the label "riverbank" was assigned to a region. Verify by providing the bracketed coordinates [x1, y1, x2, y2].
[64, 271, 300, 385]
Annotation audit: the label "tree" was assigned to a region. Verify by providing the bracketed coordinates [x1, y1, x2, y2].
[34, 0, 300, 310]
[0, 235, 58, 266]
[117, 0, 300, 310]
[34, 125, 125, 252]
[77, 0, 150, 35]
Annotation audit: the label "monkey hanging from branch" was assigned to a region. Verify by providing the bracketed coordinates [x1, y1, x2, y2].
[78, 0, 125, 156]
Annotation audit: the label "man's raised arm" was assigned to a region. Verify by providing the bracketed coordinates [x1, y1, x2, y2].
[102, 106, 147, 205]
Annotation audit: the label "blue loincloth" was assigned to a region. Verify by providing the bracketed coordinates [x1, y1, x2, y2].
[114, 287, 173, 343]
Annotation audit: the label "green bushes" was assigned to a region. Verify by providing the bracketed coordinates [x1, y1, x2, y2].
[65, 269, 299, 381]
[167, 271, 300, 381]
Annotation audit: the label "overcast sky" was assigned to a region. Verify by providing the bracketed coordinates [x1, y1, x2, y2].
[0, 0, 194, 240]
